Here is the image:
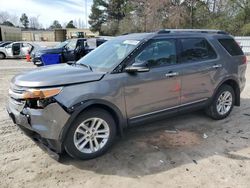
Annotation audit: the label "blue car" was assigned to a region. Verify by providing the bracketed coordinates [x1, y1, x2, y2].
[32, 38, 93, 66]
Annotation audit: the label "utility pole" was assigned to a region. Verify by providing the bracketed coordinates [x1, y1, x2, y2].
[85, 0, 88, 28]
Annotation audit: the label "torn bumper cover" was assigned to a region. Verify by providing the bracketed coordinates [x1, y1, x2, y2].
[6, 97, 70, 156]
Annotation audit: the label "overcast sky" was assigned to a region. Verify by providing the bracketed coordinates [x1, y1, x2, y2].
[0, 0, 93, 28]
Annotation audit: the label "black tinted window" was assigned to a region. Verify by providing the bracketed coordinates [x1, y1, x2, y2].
[218, 38, 244, 56]
[180, 38, 217, 63]
[135, 39, 176, 67]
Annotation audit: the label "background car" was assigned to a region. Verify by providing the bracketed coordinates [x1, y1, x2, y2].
[96, 36, 114, 47]
[0, 42, 42, 59]
[32, 38, 93, 66]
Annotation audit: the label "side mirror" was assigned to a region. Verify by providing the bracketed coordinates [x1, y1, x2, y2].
[125, 65, 150, 73]
[64, 46, 69, 51]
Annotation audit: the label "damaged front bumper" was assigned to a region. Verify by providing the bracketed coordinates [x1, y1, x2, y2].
[6, 96, 70, 157]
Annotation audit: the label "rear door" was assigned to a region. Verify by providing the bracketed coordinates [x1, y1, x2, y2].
[20, 43, 32, 56]
[179, 37, 222, 104]
[124, 39, 182, 120]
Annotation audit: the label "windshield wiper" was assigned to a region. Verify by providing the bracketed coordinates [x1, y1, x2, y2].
[77, 63, 93, 71]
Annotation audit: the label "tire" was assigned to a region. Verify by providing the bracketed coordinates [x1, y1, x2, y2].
[0, 52, 6, 59]
[206, 84, 235, 120]
[64, 108, 117, 160]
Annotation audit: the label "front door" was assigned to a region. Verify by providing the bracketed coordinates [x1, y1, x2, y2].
[124, 39, 181, 120]
[12, 43, 21, 56]
[5, 44, 13, 57]
[63, 39, 77, 62]
[179, 38, 222, 104]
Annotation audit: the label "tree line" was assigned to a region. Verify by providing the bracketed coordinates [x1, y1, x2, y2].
[0, 11, 78, 29]
[88, 0, 250, 36]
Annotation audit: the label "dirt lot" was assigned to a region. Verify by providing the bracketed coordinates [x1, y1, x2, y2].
[0, 59, 250, 188]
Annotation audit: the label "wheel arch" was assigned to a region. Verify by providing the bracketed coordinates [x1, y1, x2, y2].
[60, 99, 127, 142]
[0, 51, 6, 59]
[213, 78, 240, 106]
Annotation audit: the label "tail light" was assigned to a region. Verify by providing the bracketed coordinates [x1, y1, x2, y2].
[243, 56, 247, 64]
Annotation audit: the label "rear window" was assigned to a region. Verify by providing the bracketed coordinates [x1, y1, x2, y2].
[180, 38, 217, 63]
[218, 38, 244, 56]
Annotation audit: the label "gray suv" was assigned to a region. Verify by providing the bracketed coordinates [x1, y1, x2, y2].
[7, 29, 247, 160]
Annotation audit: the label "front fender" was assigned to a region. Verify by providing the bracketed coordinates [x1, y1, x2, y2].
[59, 99, 127, 142]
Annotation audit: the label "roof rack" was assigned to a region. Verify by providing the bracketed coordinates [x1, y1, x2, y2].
[157, 29, 228, 35]
[121, 32, 130, 35]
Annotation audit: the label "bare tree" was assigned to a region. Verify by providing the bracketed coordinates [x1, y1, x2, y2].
[29, 16, 42, 29]
[0, 11, 10, 23]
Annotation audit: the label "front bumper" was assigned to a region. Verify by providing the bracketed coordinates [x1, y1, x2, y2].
[6, 97, 70, 154]
[32, 56, 42, 65]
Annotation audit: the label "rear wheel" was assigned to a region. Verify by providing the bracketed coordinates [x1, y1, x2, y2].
[0, 52, 6, 59]
[206, 84, 235, 120]
[64, 108, 117, 160]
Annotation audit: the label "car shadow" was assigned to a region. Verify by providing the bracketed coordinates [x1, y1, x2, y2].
[60, 97, 250, 178]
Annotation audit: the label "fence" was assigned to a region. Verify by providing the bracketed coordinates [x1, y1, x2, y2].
[235, 36, 250, 55]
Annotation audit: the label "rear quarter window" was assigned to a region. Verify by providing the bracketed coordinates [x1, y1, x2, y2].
[218, 38, 244, 56]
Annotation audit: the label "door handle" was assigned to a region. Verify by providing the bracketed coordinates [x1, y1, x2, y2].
[165, 72, 179, 77]
[212, 64, 222, 69]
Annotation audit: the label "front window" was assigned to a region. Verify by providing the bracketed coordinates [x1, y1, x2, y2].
[135, 39, 177, 67]
[77, 39, 141, 72]
[5, 44, 12, 48]
[55, 40, 69, 48]
[66, 39, 77, 50]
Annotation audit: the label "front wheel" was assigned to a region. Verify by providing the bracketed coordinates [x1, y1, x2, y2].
[206, 84, 235, 120]
[0, 52, 6, 59]
[64, 108, 117, 160]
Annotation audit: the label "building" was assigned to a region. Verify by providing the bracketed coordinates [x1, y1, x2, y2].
[22, 29, 66, 42]
[21, 28, 98, 42]
[0, 25, 21, 41]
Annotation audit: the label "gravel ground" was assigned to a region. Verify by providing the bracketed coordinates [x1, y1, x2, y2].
[0, 59, 250, 188]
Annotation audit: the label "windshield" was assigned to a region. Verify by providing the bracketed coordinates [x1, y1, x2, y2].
[77, 38, 141, 72]
[0, 42, 11, 47]
[55, 40, 69, 48]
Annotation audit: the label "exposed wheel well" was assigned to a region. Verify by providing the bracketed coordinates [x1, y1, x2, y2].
[220, 79, 240, 106]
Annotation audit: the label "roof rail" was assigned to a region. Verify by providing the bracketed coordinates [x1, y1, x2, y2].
[157, 29, 228, 35]
[121, 32, 130, 35]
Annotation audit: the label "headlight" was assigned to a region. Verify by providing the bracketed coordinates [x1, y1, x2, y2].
[23, 87, 62, 99]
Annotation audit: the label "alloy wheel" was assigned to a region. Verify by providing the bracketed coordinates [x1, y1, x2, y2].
[73, 117, 110, 154]
[216, 91, 233, 115]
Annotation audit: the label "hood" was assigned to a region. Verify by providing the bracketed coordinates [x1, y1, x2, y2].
[0, 47, 6, 52]
[12, 64, 105, 87]
[38, 47, 63, 54]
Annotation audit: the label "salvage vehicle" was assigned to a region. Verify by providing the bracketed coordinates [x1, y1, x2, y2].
[7, 29, 247, 160]
[32, 38, 92, 65]
[0, 42, 41, 59]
